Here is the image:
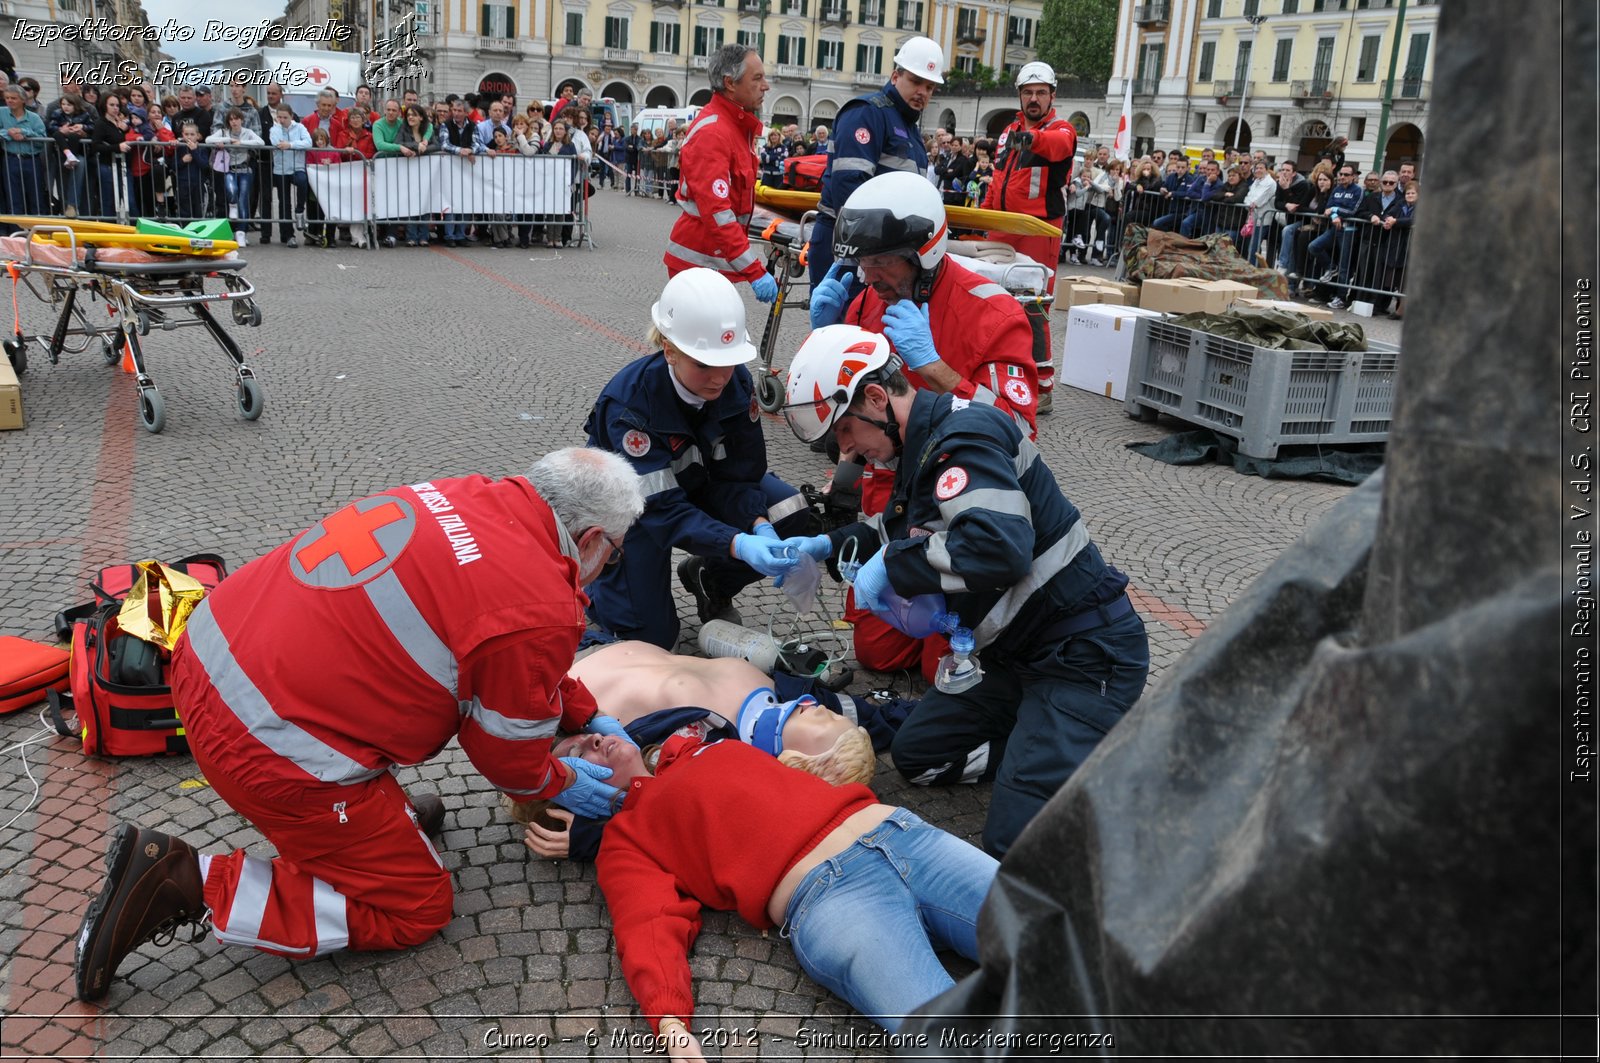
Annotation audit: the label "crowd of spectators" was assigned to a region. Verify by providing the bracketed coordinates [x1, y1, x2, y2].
[6, 68, 641, 250]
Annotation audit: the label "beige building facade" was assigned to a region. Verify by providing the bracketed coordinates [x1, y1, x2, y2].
[1098, 0, 1435, 172]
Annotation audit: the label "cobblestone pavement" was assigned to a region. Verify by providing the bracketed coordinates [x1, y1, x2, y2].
[0, 192, 1399, 1060]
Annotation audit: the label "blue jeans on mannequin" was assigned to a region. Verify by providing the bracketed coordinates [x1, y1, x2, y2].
[781, 809, 998, 1030]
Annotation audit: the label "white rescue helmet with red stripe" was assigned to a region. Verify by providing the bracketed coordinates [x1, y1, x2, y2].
[832, 171, 949, 272]
[781, 325, 901, 443]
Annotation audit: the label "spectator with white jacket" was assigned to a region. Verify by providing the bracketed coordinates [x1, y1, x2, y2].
[267, 104, 311, 248]
[1242, 159, 1277, 265]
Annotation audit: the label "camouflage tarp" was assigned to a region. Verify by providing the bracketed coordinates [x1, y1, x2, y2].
[1121, 223, 1291, 300]
[1170, 307, 1370, 351]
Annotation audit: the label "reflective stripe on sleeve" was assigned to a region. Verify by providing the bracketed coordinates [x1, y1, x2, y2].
[937, 486, 1033, 524]
[185, 600, 387, 787]
[879, 155, 922, 173]
[678, 198, 702, 217]
[713, 208, 738, 226]
[922, 531, 970, 594]
[972, 518, 1091, 649]
[969, 282, 1010, 300]
[766, 492, 809, 524]
[729, 247, 761, 272]
[1013, 436, 1041, 478]
[666, 240, 754, 275]
[832, 157, 876, 174]
[461, 696, 563, 742]
[638, 467, 678, 497]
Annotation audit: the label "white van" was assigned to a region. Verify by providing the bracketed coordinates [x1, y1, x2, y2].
[634, 106, 699, 139]
[178, 47, 365, 117]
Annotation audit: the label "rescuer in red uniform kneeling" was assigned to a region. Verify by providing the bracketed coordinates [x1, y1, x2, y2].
[73, 447, 647, 1002]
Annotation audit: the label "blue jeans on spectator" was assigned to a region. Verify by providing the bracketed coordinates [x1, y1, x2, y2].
[95, 162, 120, 218]
[225, 170, 254, 229]
[272, 171, 307, 241]
[4, 153, 46, 216]
[1307, 225, 1356, 293]
[405, 218, 429, 243]
[1151, 203, 1185, 232]
[781, 808, 998, 1030]
[442, 213, 467, 241]
[59, 155, 87, 215]
[1276, 221, 1304, 271]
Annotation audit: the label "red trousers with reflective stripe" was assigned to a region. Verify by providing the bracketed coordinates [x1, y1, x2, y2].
[988, 230, 1061, 392]
[191, 736, 454, 957]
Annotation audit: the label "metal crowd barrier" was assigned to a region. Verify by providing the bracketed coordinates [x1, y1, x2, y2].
[7, 136, 594, 251]
[1105, 186, 1414, 306]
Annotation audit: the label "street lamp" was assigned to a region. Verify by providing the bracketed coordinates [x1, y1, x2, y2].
[1233, 14, 1267, 154]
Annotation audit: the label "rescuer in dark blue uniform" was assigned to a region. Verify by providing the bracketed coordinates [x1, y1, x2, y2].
[585, 268, 819, 648]
[777, 324, 1151, 856]
[804, 35, 944, 288]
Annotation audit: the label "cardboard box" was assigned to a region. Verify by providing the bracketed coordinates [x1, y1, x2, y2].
[1060, 279, 1126, 309]
[0, 358, 21, 430]
[1061, 303, 1166, 401]
[1139, 277, 1253, 315]
[1054, 274, 1140, 307]
[1234, 297, 1335, 321]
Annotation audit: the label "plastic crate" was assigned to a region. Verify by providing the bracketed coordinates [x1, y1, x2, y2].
[1124, 319, 1400, 459]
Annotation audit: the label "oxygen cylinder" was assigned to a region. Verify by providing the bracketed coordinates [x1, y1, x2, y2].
[698, 618, 783, 673]
[698, 619, 829, 677]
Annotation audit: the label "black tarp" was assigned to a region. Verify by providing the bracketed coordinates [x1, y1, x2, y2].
[898, 2, 1590, 1056]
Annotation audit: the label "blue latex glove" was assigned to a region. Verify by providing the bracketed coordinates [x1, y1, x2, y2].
[808, 262, 855, 329]
[882, 300, 938, 369]
[773, 534, 832, 589]
[732, 533, 801, 579]
[788, 534, 834, 561]
[586, 712, 638, 749]
[850, 546, 891, 613]
[753, 521, 781, 541]
[751, 272, 779, 303]
[552, 757, 625, 819]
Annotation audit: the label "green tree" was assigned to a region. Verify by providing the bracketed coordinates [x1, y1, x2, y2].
[1037, 0, 1118, 83]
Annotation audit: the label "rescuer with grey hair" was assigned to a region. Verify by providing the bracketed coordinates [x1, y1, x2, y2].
[663, 43, 779, 302]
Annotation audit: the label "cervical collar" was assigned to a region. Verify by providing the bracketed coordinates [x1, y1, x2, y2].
[736, 688, 814, 756]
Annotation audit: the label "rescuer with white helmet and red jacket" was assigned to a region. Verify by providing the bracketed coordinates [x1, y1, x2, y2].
[982, 61, 1079, 409]
[808, 171, 1040, 682]
[804, 35, 943, 288]
[74, 447, 650, 1002]
[585, 267, 821, 650]
[777, 325, 1150, 856]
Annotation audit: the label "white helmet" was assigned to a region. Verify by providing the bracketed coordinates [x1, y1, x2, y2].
[782, 325, 900, 443]
[833, 171, 949, 272]
[650, 267, 757, 366]
[892, 36, 946, 84]
[1015, 61, 1057, 90]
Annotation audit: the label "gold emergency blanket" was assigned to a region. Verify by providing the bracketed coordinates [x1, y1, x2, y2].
[116, 560, 207, 650]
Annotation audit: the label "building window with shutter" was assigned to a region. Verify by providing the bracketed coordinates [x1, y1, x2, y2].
[1272, 37, 1292, 81]
[482, 3, 516, 38]
[856, 42, 883, 73]
[650, 20, 681, 53]
[605, 16, 629, 48]
[1198, 40, 1215, 82]
[565, 12, 583, 45]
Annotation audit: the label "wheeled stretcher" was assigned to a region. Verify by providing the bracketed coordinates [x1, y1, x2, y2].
[0, 223, 264, 434]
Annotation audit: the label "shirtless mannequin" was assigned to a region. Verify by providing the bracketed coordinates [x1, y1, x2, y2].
[570, 641, 856, 755]
[518, 641, 883, 857]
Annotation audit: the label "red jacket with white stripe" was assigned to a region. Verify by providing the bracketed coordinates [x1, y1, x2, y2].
[845, 257, 1039, 514]
[663, 92, 766, 282]
[982, 109, 1077, 222]
[170, 475, 596, 802]
[845, 256, 1040, 432]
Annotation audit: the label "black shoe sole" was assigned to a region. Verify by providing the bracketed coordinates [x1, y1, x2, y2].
[75, 822, 138, 1002]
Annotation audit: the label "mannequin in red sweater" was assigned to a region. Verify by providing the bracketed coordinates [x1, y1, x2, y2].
[538, 732, 998, 1058]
